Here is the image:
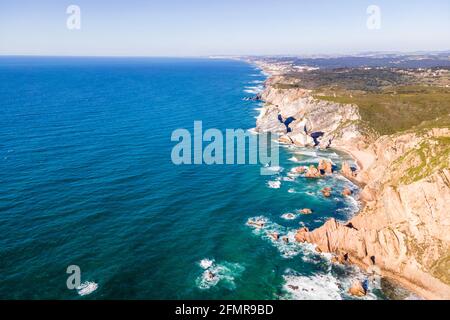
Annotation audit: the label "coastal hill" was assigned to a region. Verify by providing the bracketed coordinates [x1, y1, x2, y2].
[248, 54, 450, 299]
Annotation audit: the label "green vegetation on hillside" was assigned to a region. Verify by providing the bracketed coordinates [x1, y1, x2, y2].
[272, 83, 301, 90]
[272, 66, 450, 136]
[392, 134, 450, 184]
[314, 86, 450, 135]
[431, 251, 450, 286]
[286, 68, 412, 92]
[411, 113, 450, 131]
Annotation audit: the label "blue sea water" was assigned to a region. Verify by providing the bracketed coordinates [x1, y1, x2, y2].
[0, 57, 404, 299]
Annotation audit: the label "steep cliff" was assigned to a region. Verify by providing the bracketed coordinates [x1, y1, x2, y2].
[256, 84, 371, 150]
[256, 69, 450, 299]
[296, 129, 450, 299]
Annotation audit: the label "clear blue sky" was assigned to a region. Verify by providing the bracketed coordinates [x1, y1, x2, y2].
[1, 0, 449, 56]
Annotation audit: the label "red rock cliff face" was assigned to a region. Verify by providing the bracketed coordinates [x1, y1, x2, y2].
[296, 129, 450, 299]
[255, 64, 450, 299]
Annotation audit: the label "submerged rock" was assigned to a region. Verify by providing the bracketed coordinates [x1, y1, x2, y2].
[247, 218, 265, 228]
[281, 212, 296, 220]
[268, 232, 279, 241]
[321, 187, 332, 197]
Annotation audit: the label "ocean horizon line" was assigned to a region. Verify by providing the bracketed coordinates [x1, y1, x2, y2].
[1, 49, 450, 59]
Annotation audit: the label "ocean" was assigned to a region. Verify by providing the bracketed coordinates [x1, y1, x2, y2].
[0, 57, 406, 299]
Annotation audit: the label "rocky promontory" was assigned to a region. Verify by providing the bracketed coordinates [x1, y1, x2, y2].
[256, 83, 367, 150]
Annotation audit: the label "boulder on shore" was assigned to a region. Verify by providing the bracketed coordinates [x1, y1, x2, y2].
[318, 159, 333, 174]
[342, 188, 352, 196]
[341, 161, 356, 178]
[331, 253, 349, 264]
[291, 166, 306, 174]
[305, 165, 321, 178]
[348, 280, 367, 297]
[294, 227, 309, 242]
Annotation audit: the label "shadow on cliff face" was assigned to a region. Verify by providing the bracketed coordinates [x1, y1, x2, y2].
[379, 278, 421, 300]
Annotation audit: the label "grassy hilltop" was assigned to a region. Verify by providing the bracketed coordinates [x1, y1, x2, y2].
[272, 67, 450, 136]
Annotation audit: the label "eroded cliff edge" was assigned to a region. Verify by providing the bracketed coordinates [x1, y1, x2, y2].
[254, 61, 450, 299]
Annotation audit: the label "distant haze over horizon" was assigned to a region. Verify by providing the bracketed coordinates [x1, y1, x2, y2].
[1, 51, 449, 59]
[1, 0, 449, 56]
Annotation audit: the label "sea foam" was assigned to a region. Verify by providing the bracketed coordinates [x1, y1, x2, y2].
[267, 180, 281, 189]
[76, 281, 98, 296]
[246, 216, 304, 258]
[196, 259, 244, 290]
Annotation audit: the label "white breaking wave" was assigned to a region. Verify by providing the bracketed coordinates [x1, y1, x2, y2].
[345, 194, 360, 210]
[267, 180, 281, 189]
[244, 85, 264, 94]
[281, 264, 381, 300]
[282, 272, 343, 300]
[326, 152, 340, 159]
[264, 165, 283, 172]
[294, 150, 318, 157]
[281, 212, 297, 220]
[196, 259, 244, 290]
[247, 128, 258, 135]
[199, 258, 214, 270]
[287, 172, 300, 178]
[246, 216, 304, 258]
[76, 281, 98, 296]
[289, 160, 317, 165]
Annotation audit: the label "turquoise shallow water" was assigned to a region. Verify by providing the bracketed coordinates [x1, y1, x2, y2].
[0, 57, 399, 299]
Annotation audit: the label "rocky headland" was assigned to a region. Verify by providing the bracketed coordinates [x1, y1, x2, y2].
[252, 59, 450, 299]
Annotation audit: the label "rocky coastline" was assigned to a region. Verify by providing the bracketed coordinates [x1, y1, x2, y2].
[251, 60, 450, 300]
